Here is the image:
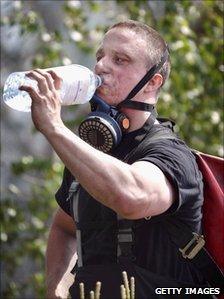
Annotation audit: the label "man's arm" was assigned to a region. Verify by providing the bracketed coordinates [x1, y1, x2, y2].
[45, 126, 175, 219]
[46, 207, 77, 299]
[20, 69, 175, 220]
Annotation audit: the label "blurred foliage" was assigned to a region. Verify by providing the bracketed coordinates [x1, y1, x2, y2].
[1, 0, 223, 298]
[1, 158, 63, 298]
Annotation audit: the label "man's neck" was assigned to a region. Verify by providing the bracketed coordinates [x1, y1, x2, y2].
[120, 94, 158, 132]
[121, 108, 158, 132]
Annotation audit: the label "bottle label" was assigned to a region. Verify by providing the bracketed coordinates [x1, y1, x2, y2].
[60, 74, 91, 105]
[53, 65, 93, 105]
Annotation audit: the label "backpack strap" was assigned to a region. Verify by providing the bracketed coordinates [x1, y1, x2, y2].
[165, 220, 224, 291]
[123, 121, 177, 164]
[117, 218, 135, 264]
[69, 181, 83, 268]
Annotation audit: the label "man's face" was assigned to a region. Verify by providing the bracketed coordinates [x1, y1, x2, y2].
[94, 28, 149, 106]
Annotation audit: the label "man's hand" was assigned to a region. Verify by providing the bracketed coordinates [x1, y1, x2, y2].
[19, 69, 64, 134]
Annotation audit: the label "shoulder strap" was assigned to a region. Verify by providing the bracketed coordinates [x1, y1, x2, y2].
[124, 122, 177, 164]
[165, 220, 224, 291]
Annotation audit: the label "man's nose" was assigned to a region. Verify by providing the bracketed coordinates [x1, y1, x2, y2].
[94, 56, 111, 74]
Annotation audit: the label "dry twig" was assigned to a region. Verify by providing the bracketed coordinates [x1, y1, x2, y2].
[95, 281, 101, 299]
[121, 284, 126, 299]
[122, 271, 131, 299]
[79, 282, 85, 299]
[78, 272, 136, 299]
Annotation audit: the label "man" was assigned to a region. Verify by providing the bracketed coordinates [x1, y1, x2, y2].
[21, 20, 206, 298]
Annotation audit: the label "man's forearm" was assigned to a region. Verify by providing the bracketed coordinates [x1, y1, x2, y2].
[45, 124, 136, 215]
[46, 222, 77, 298]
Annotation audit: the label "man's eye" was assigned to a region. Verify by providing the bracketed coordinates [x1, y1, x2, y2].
[115, 57, 124, 64]
[96, 56, 102, 62]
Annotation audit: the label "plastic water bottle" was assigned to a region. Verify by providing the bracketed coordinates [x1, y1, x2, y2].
[3, 64, 102, 112]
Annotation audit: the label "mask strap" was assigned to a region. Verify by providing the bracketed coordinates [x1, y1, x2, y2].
[117, 47, 169, 112]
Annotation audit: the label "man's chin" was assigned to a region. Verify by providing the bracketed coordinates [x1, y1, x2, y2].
[95, 89, 121, 106]
[95, 90, 111, 101]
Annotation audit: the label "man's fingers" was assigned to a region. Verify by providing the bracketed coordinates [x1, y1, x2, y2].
[34, 69, 55, 90]
[26, 70, 51, 93]
[25, 69, 62, 92]
[47, 70, 62, 90]
[19, 85, 43, 102]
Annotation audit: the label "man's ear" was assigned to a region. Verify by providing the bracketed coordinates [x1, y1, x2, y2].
[144, 73, 163, 93]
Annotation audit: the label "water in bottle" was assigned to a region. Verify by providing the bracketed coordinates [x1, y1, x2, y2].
[3, 64, 102, 112]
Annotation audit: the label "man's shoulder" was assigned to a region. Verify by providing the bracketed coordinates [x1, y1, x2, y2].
[133, 123, 190, 160]
[132, 124, 202, 188]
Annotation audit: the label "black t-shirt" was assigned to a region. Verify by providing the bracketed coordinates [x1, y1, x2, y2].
[55, 120, 205, 294]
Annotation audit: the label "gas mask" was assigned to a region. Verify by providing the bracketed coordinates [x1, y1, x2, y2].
[79, 48, 169, 153]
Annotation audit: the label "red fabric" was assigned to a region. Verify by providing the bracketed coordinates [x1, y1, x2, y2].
[195, 152, 224, 273]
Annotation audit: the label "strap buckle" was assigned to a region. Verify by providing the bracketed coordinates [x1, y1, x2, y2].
[179, 233, 205, 259]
